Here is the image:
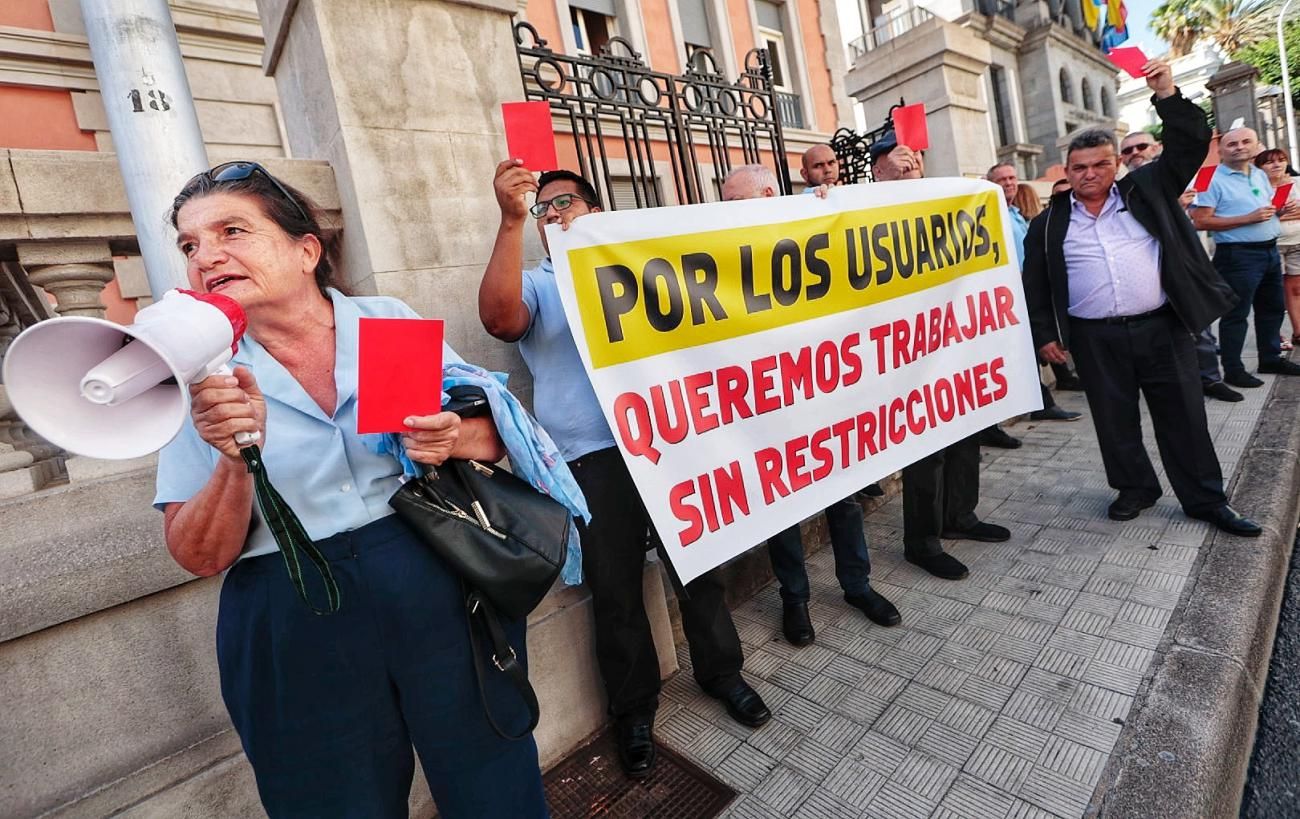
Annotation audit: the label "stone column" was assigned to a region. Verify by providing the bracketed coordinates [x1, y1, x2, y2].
[1207, 61, 1260, 135]
[254, 0, 528, 388]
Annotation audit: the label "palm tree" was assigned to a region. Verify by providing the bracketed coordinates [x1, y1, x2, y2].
[1150, 0, 1279, 58]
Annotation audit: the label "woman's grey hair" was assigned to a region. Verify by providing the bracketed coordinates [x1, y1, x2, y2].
[1067, 129, 1119, 158]
[723, 164, 779, 192]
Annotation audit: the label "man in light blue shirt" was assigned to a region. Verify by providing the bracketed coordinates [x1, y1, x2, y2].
[1192, 127, 1300, 385]
[479, 162, 771, 780]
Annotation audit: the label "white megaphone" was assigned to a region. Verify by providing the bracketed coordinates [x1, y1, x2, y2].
[2, 289, 260, 460]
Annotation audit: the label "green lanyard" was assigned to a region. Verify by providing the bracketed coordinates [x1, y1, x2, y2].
[241, 445, 340, 614]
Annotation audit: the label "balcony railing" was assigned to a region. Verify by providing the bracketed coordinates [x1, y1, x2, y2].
[848, 5, 936, 59]
[775, 91, 805, 129]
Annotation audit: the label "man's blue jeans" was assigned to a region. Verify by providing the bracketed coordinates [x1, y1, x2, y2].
[1213, 242, 1285, 374]
[766, 497, 871, 604]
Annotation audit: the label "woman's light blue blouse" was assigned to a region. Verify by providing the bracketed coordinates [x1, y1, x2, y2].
[154, 288, 462, 560]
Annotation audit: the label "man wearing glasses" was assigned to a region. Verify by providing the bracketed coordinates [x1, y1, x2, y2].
[478, 162, 771, 781]
[1119, 131, 1162, 169]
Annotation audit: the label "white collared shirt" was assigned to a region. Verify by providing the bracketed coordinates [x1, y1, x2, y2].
[1063, 185, 1166, 319]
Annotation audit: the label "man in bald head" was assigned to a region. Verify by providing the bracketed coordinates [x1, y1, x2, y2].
[800, 143, 840, 191]
[1192, 127, 1300, 384]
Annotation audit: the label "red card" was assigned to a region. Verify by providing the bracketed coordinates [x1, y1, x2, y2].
[1273, 183, 1293, 209]
[1193, 165, 1217, 193]
[502, 101, 558, 172]
[892, 103, 929, 151]
[1108, 46, 1149, 79]
[357, 318, 444, 434]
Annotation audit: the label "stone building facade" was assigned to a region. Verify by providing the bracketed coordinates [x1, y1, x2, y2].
[840, 0, 1119, 178]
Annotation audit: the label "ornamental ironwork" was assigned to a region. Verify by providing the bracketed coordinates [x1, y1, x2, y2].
[513, 22, 792, 209]
[830, 98, 905, 184]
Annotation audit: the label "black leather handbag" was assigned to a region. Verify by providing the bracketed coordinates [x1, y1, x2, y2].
[388, 387, 573, 738]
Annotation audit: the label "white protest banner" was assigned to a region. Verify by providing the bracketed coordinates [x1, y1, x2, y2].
[548, 178, 1042, 584]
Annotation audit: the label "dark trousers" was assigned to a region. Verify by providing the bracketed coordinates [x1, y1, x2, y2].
[767, 496, 871, 605]
[1214, 242, 1286, 373]
[1195, 327, 1222, 385]
[901, 434, 981, 558]
[216, 516, 547, 819]
[1068, 311, 1226, 514]
[569, 446, 743, 719]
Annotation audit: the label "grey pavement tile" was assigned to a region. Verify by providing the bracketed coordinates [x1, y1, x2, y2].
[718, 794, 782, 819]
[1033, 647, 1090, 677]
[1019, 599, 1069, 625]
[859, 666, 911, 701]
[990, 633, 1043, 665]
[1016, 668, 1080, 705]
[770, 661, 820, 693]
[964, 741, 1035, 792]
[680, 725, 744, 769]
[1067, 682, 1134, 721]
[874, 703, 933, 745]
[985, 715, 1052, 760]
[1008, 562, 1051, 583]
[912, 613, 964, 639]
[821, 654, 871, 686]
[880, 646, 930, 678]
[1080, 659, 1145, 695]
[937, 697, 997, 737]
[952, 623, 1002, 653]
[822, 755, 888, 806]
[777, 696, 830, 733]
[1115, 600, 1171, 629]
[747, 674, 796, 713]
[1002, 689, 1066, 730]
[935, 642, 986, 673]
[1053, 707, 1124, 753]
[968, 608, 1016, 632]
[660, 705, 714, 747]
[893, 748, 960, 801]
[896, 629, 946, 659]
[1094, 639, 1155, 671]
[1058, 608, 1112, 637]
[715, 742, 779, 791]
[816, 624, 862, 654]
[1034, 584, 1080, 607]
[1082, 574, 1133, 599]
[841, 634, 890, 665]
[791, 789, 863, 819]
[1035, 734, 1108, 783]
[851, 729, 911, 776]
[916, 720, 982, 768]
[896, 683, 954, 719]
[1104, 619, 1165, 649]
[784, 736, 845, 784]
[985, 591, 1029, 615]
[864, 781, 940, 819]
[916, 659, 970, 695]
[936, 773, 1017, 819]
[833, 688, 891, 724]
[810, 712, 868, 752]
[1018, 766, 1095, 818]
[1070, 591, 1123, 618]
[803, 675, 851, 709]
[751, 765, 816, 816]
[1126, 584, 1184, 609]
[745, 717, 805, 759]
[956, 674, 1016, 711]
[1006, 618, 1055, 643]
[1004, 797, 1065, 819]
[789, 643, 840, 672]
[1100, 547, 1148, 569]
[746, 647, 789, 679]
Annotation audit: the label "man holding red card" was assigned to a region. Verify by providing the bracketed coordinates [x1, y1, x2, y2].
[479, 160, 771, 780]
[1191, 127, 1300, 384]
[1024, 59, 1260, 536]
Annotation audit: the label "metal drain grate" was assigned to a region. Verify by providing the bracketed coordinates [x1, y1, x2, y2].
[544, 729, 736, 818]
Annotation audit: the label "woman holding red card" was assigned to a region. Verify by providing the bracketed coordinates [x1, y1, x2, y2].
[153, 162, 549, 818]
[1255, 148, 1300, 350]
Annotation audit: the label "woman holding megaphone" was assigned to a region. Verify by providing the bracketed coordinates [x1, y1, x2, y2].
[155, 163, 549, 818]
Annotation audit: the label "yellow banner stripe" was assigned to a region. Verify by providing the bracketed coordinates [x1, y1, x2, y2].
[567, 191, 1007, 368]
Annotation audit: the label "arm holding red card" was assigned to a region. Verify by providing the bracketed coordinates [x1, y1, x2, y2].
[481, 158, 539, 341]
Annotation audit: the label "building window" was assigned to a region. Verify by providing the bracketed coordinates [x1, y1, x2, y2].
[990, 65, 1013, 146]
[1101, 86, 1114, 117]
[1081, 77, 1094, 112]
[1059, 68, 1073, 104]
[677, 0, 717, 59]
[570, 0, 615, 55]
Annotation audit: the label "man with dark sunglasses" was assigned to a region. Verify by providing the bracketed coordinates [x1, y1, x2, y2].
[478, 161, 771, 780]
[1119, 131, 1162, 169]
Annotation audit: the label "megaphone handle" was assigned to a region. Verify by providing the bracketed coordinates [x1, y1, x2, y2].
[213, 364, 262, 448]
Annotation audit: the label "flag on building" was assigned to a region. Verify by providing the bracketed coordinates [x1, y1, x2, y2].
[1083, 0, 1129, 51]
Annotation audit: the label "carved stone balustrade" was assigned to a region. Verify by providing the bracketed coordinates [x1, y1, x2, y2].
[16, 241, 115, 318]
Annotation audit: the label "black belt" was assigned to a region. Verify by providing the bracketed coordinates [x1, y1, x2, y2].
[1219, 239, 1277, 249]
[1070, 304, 1172, 325]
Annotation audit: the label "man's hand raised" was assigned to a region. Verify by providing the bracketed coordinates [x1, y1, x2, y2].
[494, 158, 538, 224]
[1143, 59, 1175, 100]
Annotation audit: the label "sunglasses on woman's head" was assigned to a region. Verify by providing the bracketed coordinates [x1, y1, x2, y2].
[529, 193, 594, 219]
[201, 161, 311, 224]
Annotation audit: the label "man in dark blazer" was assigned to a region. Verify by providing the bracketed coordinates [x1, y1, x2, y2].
[1022, 59, 1260, 536]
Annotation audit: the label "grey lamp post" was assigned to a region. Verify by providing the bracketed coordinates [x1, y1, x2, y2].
[1280, 0, 1299, 168]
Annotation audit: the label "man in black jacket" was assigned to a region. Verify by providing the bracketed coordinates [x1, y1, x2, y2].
[1022, 59, 1260, 536]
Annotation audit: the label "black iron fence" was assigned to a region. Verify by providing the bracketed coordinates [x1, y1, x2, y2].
[513, 22, 792, 208]
[829, 99, 904, 184]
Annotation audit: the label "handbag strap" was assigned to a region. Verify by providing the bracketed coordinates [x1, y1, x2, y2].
[464, 590, 539, 740]
[240, 445, 340, 615]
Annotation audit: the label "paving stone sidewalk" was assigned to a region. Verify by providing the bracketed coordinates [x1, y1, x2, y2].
[656, 351, 1282, 818]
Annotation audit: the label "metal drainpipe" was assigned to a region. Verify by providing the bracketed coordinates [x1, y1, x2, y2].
[79, 0, 210, 298]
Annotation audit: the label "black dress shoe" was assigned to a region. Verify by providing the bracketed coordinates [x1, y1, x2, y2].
[711, 680, 771, 728]
[1259, 358, 1300, 376]
[941, 521, 1011, 542]
[1055, 375, 1084, 390]
[905, 551, 969, 580]
[845, 588, 901, 626]
[782, 601, 815, 646]
[1224, 370, 1265, 388]
[1187, 505, 1263, 537]
[1107, 492, 1159, 521]
[1030, 406, 1083, 421]
[615, 715, 656, 778]
[1203, 381, 1244, 402]
[860, 482, 885, 497]
[980, 426, 1022, 448]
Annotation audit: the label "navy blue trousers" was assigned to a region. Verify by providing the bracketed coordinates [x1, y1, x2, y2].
[216, 515, 549, 818]
[1213, 242, 1286, 374]
[767, 497, 872, 605]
